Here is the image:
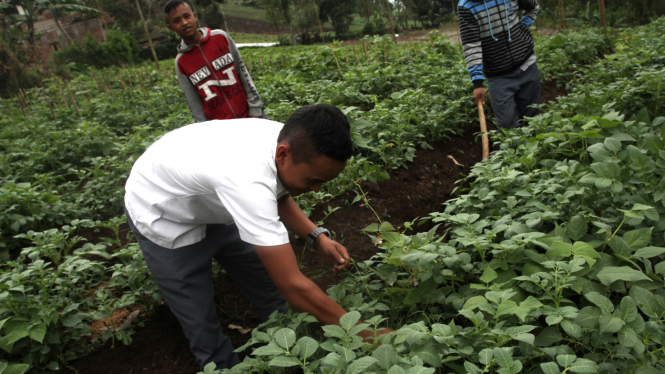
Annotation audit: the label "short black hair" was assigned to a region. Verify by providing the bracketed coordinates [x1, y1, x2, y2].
[164, 0, 190, 18]
[278, 104, 353, 163]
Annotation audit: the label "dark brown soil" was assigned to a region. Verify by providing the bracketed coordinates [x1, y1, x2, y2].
[541, 79, 567, 104]
[62, 125, 483, 374]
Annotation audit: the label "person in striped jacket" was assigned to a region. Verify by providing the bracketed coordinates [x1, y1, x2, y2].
[458, 0, 541, 129]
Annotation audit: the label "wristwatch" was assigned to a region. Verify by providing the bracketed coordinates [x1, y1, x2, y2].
[307, 227, 331, 250]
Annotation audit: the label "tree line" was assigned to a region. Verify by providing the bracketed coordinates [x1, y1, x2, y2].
[1, 0, 663, 99]
[261, 0, 456, 40]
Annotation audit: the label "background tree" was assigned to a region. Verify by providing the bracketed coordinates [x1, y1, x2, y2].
[357, 0, 375, 23]
[261, 0, 284, 38]
[277, 0, 292, 38]
[291, 0, 318, 36]
[393, 0, 413, 30]
[406, 0, 451, 28]
[198, 2, 226, 29]
[319, 0, 356, 37]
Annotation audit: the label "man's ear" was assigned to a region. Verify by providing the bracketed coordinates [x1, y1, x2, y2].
[275, 143, 291, 165]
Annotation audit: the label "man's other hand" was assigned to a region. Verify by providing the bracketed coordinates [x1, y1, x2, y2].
[358, 327, 395, 344]
[316, 235, 351, 275]
[473, 87, 486, 105]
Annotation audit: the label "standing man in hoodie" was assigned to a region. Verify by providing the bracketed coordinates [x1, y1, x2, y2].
[458, 0, 541, 129]
[165, 0, 263, 121]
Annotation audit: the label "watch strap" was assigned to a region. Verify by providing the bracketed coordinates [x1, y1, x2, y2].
[307, 227, 331, 250]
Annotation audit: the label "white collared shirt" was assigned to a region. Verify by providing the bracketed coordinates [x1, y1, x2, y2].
[124, 119, 290, 249]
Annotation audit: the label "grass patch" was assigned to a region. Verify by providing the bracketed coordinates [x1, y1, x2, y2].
[229, 32, 278, 44]
[220, 2, 266, 21]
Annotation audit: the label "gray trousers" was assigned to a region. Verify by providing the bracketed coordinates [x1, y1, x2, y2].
[488, 62, 542, 129]
[126, 212, 286, 370]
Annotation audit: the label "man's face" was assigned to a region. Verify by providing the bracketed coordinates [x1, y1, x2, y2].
[276, 144, 346, 197]
[166, 3, 198, 40]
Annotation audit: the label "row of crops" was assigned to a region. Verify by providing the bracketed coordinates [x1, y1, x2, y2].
[0, 19, 661, 374]
[227, 21, 665, 374]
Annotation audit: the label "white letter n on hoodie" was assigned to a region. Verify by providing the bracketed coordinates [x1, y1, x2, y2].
[199, 66, 237, 102]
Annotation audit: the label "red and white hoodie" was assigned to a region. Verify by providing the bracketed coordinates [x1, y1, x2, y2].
[175, 28, 263, 121]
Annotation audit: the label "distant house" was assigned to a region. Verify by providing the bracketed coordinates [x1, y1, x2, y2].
[1, 2, 115, 61]
[33, 11, 115, 61]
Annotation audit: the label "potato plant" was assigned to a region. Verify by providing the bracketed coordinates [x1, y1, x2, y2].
[1, 16, 661, 374]
[215, 18, 665, 374]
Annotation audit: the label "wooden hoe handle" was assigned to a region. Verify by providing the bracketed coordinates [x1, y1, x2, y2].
[477, 102, 490, 160]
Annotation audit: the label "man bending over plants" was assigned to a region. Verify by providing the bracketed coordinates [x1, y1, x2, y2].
[458, 0, 541, 129]
[124, 104, 392, 370]
[165, 0, 264, 121]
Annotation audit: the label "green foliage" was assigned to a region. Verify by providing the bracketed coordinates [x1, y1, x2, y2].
[319, 0, 358, 37]
[52, 29, 142, 68]
[536, 27, 616, 86]
[0, 31, 472, 373]
[2, 16, 665, 374]
[223, 19, 665, 374]
[0, 219, 160, 373]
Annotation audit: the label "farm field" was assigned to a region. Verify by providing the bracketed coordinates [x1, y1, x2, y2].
[0, 18, 664, 374]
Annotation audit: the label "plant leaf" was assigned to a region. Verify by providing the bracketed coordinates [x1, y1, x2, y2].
[547, 241, 572, 259]
[630, 286, 664, 319]
[572, 242, 600, 267]
[599, 313, 625, 334]
[540, 362, 562, 374]
[617, 326, 638, 348]
[584, 292, 614, 314]
[623, 228, 653, 250]
[387, 365, 407, 374]
[346, 357, 378, 374]
[633, 247, 665, 259]
[561, 320, 583, 339]
[339, 311, 361, 332]
[268, 356, 300, 367]
[567, 216, 588, 241]
[596, 266, 651, 286]
[28, 323, 47, 343]
[275, 328, 296, 349]
[296, 337, 319, 359]
[492, 347, 513, 369]
[372, 344, 397, 369]
[253, 342, 284, 356]
[462, 296, 487, 311]
[535, 327, 562, 347]
[478, 348, 494, 365]
[556, 355, 576, 368]
[568, 358, 599, 373]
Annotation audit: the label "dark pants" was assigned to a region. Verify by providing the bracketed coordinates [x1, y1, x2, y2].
[488, 62, 542, 129]
[126, 212, 286, 370]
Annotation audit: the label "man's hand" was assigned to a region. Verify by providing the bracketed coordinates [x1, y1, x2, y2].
[473, 87, 486, 105]
[358, 327, 395, 344]
[316, 235, 351, 274]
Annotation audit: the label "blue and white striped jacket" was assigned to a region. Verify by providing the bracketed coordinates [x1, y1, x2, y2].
[458, 0, 540, 88]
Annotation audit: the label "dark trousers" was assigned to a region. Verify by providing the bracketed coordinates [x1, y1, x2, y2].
[126, 212, 286, 370]
[488, 62, 542, 129]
